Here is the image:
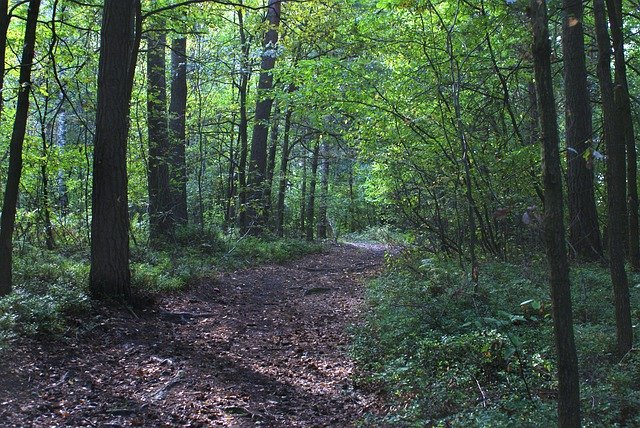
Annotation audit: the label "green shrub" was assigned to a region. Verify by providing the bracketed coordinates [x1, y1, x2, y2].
[354, 255, 640, 426]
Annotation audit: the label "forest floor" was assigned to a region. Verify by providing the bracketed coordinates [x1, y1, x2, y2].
[0, 243, 387, 427]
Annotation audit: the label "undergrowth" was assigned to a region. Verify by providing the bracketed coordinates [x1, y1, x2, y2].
[0, 232, 324, 350]
[353, 249, 640, 427]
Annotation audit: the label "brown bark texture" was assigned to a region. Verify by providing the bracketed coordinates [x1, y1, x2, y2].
[147, 31, 174, 243]
[246, 0, 282, 234]
[562, 0, 603, 262]
[89, 0, 141, 300]
[531, 0, 581, 426]
[594, 0, 633, 357]
[169, 37, 188, 226]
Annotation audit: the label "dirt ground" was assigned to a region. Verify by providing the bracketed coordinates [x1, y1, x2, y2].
[0, 243, 387, 427]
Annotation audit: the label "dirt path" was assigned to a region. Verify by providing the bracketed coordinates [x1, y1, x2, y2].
[0, 243, 386, 427]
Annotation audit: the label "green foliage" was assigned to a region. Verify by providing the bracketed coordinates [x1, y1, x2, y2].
[0, 249, 90, 349]
[354, 254, 640, 426]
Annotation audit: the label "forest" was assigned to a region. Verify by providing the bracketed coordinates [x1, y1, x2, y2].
[1, 0, 640, 426]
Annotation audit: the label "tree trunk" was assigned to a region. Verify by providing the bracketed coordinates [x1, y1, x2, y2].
[0, 0, 9, 120]
[530, 1, 581, 426]
[90, 0, 141, 300]
[306, 140, 320, 242]
[300, 154, 307, 236]
[0, 0, 41, 296]
[246, 0, 281, 235]
[169, 37, 188, 226]
[562, 0, 603, 262]
[594, 0, 633, 357]
[604, 0, 639, 270]
[275, 108, 293, 237]
[147, 31, 173, 244]
[237, 8, 250, 233]
[264, 103, 279, 227]
[317, 140, 329, 239]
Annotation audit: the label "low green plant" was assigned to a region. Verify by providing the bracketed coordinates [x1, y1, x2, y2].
[354, 252, 640, 426]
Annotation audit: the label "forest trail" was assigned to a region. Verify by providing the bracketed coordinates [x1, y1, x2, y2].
[0, 243, 387, 427]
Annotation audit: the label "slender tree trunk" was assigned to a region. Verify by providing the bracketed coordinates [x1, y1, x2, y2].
[90, 0, 141, 300]
[527, 81, 539, 146]
[604, 0, 639, 270]
[0, 0, 41, 296]
[146, 31, 173, 244]
[264, 104, 279, 227]
[169, 37, 188, 226]
[563, 0, 603, 261]
[275, 108, 293, 237]
[237, 8, 250, 233]
[225, 113, 237, 228]
[0, 0, 9, 120]
[39, 118, 55, 250]
[531, 1, 581, 426]
[594, 0, 633, 357]
[300, 153, 307, 237]
[246, 0, 281, 235]
[317, 140, 329, 239]
[306, 140, 320, 241]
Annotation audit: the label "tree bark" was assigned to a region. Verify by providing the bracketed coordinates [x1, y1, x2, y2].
[246, 0, 281, 235]
[299, 154, 307, 236]
[0, 0, 41, 296]
[0, 0, 10, 120]
[275, 108, 293, 237]
[237, 8, 250, 233]
[594, 0, 633, 357]
[562, 0, 603, 261]
[264, 103, 280, 227]
[530, 1, 581, 426]
[90, 0, 141, 300]
[306, 140, 320, 242]
[604, 0, 639, 270]
[169, 37, 188, 226]
[147, 31, 173, 243]
[317, 140, 329, 239]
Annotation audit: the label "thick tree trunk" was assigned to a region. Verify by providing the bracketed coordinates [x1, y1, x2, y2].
[246, 0, 281, 235]
[306, 141, 320, 242]
[562, 0, 603, 261]
[605, 0, 639, 270]
[275, 109, 292, 237]
[0, 0, 41, 296]
[530, 1, 581, 426]
[169, 37, 188, 226]
[147, 31, 173, 244]
[90, 0, 141, 300]
[594, 0, 633, 357]
[317, 140, 329, 240]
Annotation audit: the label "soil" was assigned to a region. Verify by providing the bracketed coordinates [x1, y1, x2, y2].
[0, 243, 387, 427]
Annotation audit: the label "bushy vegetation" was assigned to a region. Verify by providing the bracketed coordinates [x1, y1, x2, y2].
[353, 250, 640, 427]
[0, 235, 323, 350]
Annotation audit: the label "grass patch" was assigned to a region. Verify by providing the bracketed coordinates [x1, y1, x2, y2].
[353, 251, 640, 426]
